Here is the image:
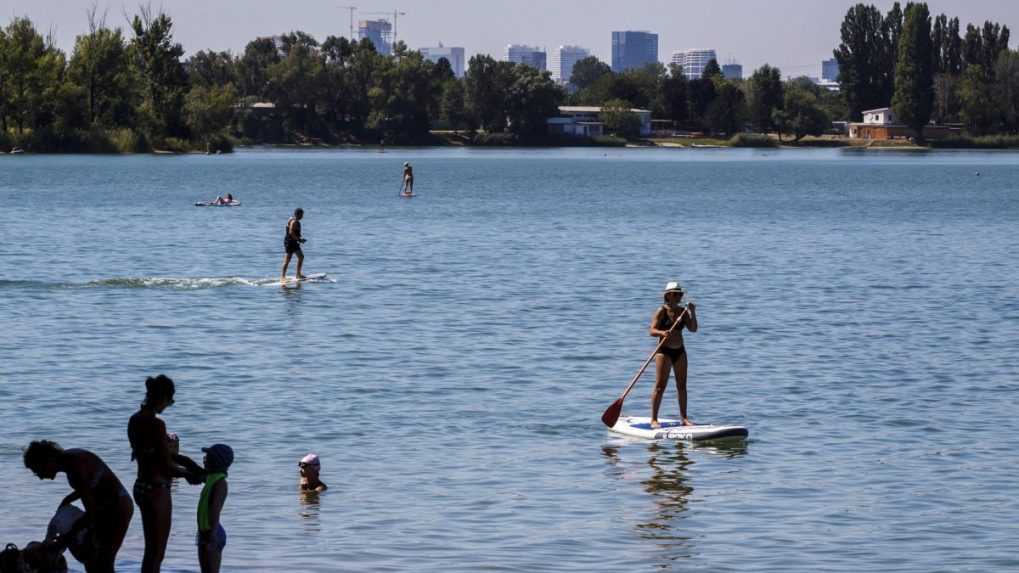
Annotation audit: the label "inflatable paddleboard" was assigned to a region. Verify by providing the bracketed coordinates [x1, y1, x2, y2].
[194, 200, 241, 207]
[610, 416, 748, 441]
[400, 193, 415, 198]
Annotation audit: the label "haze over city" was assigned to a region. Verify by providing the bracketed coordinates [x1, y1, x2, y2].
[5, 0, 1017, 75]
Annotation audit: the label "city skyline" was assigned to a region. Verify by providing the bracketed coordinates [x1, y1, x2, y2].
[4, 0, 1017, 76]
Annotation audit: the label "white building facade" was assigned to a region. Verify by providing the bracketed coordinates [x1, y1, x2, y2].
[671, 49, 718, 79]
[551, 45, 591, 85]
[420, 44, 466, 78]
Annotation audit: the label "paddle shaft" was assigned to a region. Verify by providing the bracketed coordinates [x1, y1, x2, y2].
[614, 306, 690, 403]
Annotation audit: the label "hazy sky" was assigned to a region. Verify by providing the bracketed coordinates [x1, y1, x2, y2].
[4, 0, 1017, 76]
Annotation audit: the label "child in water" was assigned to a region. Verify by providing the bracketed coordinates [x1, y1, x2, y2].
[196, 444, 233, 573]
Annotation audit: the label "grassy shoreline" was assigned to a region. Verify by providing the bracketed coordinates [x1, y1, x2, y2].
[5, 130, 1019, 154]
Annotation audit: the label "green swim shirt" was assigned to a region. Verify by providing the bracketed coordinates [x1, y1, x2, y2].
[197, 472, 226, 532]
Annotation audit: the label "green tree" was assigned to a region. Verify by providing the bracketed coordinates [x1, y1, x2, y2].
[569, 56, 611, 90]
[687, 76, 716, 131]
[835, 4, 890, 120]
[748, 64, 783, 132]
[660, 64, 688, 126]
[892, 2, 934, 141]
[504, 65, 562, 139]
[601, 98, 642, 138]
[267, 31, 327, 137]
[440, 79, 468, 131]
[773, 84, 830, 142]
[880, 2, 903, 103]
[958, 64, 995, 134]
[0, 17, 69, 133]
[706, 81, 747, 135]
[129, 7, 189, 138]
[184, 83, 237, 145]
[994, 50, 1019, 133]
[237, 37, 280, 100]
[67, 10, 133, 128]
[187, 50, 237, 88]
[369, 51, 436, 142]
[932, 73, 961, 124]
[465, 55, 511, 132]
[702, 59, 722, 80]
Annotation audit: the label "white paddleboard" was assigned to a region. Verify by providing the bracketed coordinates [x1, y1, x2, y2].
[610, 416, 748, 441]
[194, 200, 241, 207]
[281, 272, 332, 286]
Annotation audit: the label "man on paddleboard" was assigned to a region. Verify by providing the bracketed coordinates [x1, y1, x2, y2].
[281, 208, 306, 283]
[402, 162, 414, 195]
[649, 281, 698, 428]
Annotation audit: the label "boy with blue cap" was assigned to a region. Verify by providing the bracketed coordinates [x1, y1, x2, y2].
[197, 444, 233, 573]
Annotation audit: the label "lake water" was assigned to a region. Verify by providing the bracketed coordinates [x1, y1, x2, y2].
[1, 147, 1018, 572]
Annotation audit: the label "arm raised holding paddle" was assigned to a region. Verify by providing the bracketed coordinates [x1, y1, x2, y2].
[601, 281, 696, 428]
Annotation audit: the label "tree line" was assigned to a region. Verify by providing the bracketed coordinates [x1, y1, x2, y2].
[1, 3, 1017, 153]
[835, 2, 1017, 138]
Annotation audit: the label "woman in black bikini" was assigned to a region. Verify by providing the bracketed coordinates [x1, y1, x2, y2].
[649, 281, 698, 428]
[127, 375, 203, 573]
[23, 441, 133, 573]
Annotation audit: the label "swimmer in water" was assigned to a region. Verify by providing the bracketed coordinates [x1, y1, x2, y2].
[298, 454, 328, 493]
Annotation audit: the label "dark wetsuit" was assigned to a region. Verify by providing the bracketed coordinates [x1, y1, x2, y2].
[655, 304, 687, 362]
[284, 218, 303, 256]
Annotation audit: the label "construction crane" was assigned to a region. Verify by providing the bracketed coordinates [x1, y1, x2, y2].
[362, 10, 406, 45]
[340, 5, 357, 40]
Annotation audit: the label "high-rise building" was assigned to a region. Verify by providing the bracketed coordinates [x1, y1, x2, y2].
[611, 31, 659, 73]
[551, 45, 591, 85]
[359, 20, 392, 56]
[822, 58, 840, 82]
[671, 49, 718, 79]
[421, 44, 466, 78]
[722, 63, 743, 80]
[505, 44, 547, 71]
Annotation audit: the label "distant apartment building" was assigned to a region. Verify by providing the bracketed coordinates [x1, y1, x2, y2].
[611, 31, 659, 73]
[822, 58, 840, 81]
[505, 44, 547, 71]
[722, 63, 743, 80]
[671, 49, 717, 79]
[551, 45, 591, 85]
[359, 20, 392, 56]
[421, 44, 466, 78]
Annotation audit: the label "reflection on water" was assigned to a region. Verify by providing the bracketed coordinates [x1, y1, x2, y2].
[603, 439, 749, 569]
[298, 490, 322, 536]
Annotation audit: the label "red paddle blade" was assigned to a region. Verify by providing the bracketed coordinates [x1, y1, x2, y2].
[601, 398, 624, 428]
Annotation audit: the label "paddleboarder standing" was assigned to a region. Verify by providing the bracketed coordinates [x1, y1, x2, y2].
[280, 208, 307, 283]
[649, 281, 698, 428]
[401, 162, 414, 196]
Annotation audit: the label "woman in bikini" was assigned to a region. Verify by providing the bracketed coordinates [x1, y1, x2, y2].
[23, 440, 134, 573]
[127, 375, 203, 573]
[649, 281, 698, 428]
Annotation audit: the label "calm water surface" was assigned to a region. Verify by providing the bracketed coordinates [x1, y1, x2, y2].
[1, 148, 1018, 572]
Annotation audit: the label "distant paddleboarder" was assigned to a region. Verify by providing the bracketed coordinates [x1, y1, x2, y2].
[401, 162, 414, 196]
[649, 281, 698, 428]
[281, 208, 307, 283]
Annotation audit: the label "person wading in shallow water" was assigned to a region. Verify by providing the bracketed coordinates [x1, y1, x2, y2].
[281, 208, 307, 283]
[22, 441, 133, 573]
[127, 375, 204, 573]
[649, 281, 698, 428]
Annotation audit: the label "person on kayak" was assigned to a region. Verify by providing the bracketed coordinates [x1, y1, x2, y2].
[649, 281, 698, 428]
[280, 208, 306, 283]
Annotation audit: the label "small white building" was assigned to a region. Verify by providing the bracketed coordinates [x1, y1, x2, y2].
[862, 107, 896, 125]
[548, 106, 652, 138]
